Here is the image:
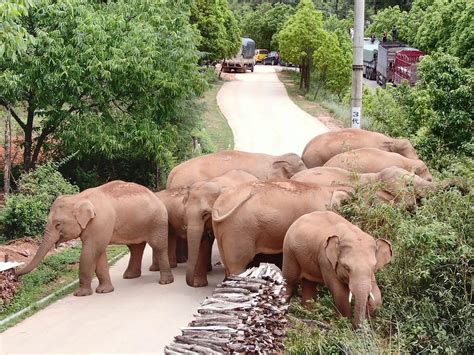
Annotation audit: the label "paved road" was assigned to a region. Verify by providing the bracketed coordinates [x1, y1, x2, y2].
[1, 65, 329, 355]
[218, 65, 329, 156]
[363, 77, 379, 90]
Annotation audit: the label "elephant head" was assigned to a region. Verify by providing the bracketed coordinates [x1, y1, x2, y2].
[184, 181, 221, 287]
[16, 195, 95, 276]
[271, 153, 307, 179]
[412, 160, 433, 182]
[324, 229, 392, 327]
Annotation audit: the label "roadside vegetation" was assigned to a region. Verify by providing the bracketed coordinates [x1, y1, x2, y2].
[0, 0, 237, 325]
[251, 1, 472, 352]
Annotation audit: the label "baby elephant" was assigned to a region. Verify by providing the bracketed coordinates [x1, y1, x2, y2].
[283, 211, 392, 327]
[16, 181, 174, 296]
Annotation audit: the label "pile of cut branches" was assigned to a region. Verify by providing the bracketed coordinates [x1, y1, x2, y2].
[0, 269, 20, 308]
[165, 263, 288, 354]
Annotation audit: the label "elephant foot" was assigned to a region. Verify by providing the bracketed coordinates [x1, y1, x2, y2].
[149, 263, 160, 271]
[74, 287, 93, 297]
[189, 278, 208, 287]
[96, 284, 114, 293]
[176, 255, 188, 263]
[123, 269, 141, 279]
[158, 272, 174, 284]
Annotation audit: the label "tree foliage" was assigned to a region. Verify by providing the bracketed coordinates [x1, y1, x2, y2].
[365, 5, 410, 42]
[313, 31, 352, 98]
[0, 0, 34, 60]
[277, 0, 325, 92]
[190, 0, 241, 62]
[0, 0, 207, 175]
[239, 2, 295, 50]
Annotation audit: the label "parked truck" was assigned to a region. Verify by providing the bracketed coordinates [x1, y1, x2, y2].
[376, 42, 408, 86]
[363, 38, 379, 80]
[221, 37, 256, 73]
[392, 49, 425, 86]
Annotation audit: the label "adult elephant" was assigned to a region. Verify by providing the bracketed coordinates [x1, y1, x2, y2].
[291, 166, 440, 206]
[184, 170, 258, 287]
[323, 148, 433, 181]
[166, 150, 306, 189]
[283, 211, 392, 327]
[17, 181, 173, 296]
[211, 180, 353, 276]
[302, 128, 418, 168]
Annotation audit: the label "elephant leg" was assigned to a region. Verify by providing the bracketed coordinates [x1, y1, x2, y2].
[301, 279, 318, 308]
[176, 236, 188, 264]
[222, 236, 255, 276]
[148, 224, 174, 284]
[123, 242, 146, 279]
[95, 250, 114, 293]
[74, 243, 100, 296]
[282, 250, 300, 303]
[192, 235, 213, 287]
[206, 234, 214, 272]
[167, 232, 178, 269]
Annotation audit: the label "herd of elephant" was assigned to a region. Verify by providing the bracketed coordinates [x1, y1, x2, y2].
[17, 128, 450, 327]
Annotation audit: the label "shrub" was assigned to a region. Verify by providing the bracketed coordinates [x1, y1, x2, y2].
[0, 163, 78, 240]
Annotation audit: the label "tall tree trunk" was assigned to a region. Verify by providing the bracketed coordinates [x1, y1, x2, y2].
[4, 111, 12, 194]
[23, 105, 35, 171]
[299, 63, 304, 89]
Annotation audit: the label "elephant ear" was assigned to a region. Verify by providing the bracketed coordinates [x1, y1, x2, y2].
[324, 235, 340, 270]
[375, 239, 393, 271]
[329, 189, 353, 209]
[272, 160, 291, 178]
[74, 199, 96, 229]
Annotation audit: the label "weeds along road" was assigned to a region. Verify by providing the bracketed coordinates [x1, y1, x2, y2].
[1, 65, 329, 354]
[218, 65, 329, 156]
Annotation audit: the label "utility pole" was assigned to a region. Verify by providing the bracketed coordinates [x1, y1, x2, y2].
[351, 0, 365, 128]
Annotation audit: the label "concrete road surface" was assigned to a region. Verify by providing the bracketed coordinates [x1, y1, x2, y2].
[218, 65, 329, 156]
[1, 64, 329, 354]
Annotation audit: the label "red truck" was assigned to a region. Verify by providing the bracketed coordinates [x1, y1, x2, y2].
[376, 42, 424, 87]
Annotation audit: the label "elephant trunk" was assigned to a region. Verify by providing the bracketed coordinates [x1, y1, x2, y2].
[350, 279, 372, 328]
[185, 222, 205, 287]
[16, 230, 58, 276]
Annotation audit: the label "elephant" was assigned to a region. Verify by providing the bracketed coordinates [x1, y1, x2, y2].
[323, 148, 433, 181]
[302, 128, 418, 168]
[156, 187, 189, 268]
[16, 181, 173, 296]
[291, 166, 438, 206]
[184, 170, 258, 287]
[166, 150, 306, 188]
[211, 180, 353, 277]
[283, 211, 392, 327]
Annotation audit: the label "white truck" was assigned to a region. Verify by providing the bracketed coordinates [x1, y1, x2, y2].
[221, 37, 255, 73]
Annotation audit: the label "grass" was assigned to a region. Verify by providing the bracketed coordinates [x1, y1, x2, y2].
[0, 244, 127, 331]
[200, 80, 234, 151]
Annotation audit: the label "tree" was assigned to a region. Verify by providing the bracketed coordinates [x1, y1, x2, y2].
[365, 6, 410, 42]
[190, 0, 241, 63]
[277, 0, 325, 92]
[313, 32, 352, 98]
[239, 2, 295, 50]
[414, 53, 473, 156]
[410, 0, 473, 67]
[0, 0, 207, 173]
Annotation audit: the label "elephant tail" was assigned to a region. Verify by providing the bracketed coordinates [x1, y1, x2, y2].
[212, 191, 255, 223]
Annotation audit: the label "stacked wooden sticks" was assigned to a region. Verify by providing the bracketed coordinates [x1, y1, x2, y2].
[165, 263, 288, 354]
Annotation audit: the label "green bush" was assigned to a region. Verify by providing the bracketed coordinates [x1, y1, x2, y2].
[340, 188, 473, 353]
[0, 163, 78, 240]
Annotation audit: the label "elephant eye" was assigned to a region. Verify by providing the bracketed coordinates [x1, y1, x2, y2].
[342, 264, 350, 271]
